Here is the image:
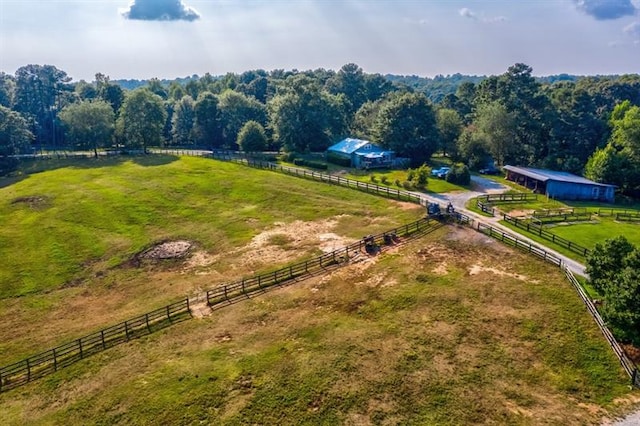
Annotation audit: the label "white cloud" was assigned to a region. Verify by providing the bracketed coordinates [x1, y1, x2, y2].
[458, 7, 507, 24]
[623, 21, 640, 38]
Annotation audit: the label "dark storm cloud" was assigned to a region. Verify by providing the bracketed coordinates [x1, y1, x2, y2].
[122, 0, 200, 22]
[574, 0, 637, 20]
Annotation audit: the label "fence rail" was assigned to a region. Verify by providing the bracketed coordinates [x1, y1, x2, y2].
[475, 193, 538, 217]
[616, 212, 640, 222]
[474, 220, 639, 386]
[205, 216, 447, 307]
[0, 298, 191, 393]
[482, 193, 538, 203]
[476, 223, 562, 266]
[210, 153, 427, 206]
[503, 214, 591, 257]
[562, 267, 638, 381]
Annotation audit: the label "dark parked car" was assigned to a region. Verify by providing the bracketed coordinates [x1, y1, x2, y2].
[479, 166, 501, 175]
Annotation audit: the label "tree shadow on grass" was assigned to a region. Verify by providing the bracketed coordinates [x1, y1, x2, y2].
[130, 154, 179, 167]
[0, 154, 181, 190]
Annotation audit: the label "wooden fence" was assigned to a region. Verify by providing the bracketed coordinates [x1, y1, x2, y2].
[475, 193, 538, 216]
[503, 214, 591, 257]
[205, 217, 447, 307]
[0, 298, 191, 393]
[616, 212, 640, 222]
[475, 221, 639, 386]
[476, 222, 563, 266]
[210, 153, 426, 206]
[562, 267, 639, 383]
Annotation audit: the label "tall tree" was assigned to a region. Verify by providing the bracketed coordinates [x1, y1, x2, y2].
[373, 92, 439, 166]
[146, 78, 168, 100]
[586, 101, 640, 193]
[0, 72, 16, 108]
[59, 100, 115, 157]
[95, 73, 124, 115]
[117, 89, 167, 152]
[218, 90, 267, 149]
[171, 96, 196, 146]
[326, 63, 367, 116]
[194, 91, 221, 148]
[473, 101, 518, 166]
[586, 237, 640, 344]
[269, 75, 347, 152]
[13, 64, 72, 146]
[0, 106, 33, 174]
[436, 108, 463, 158]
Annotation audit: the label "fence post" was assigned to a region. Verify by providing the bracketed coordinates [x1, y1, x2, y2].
[101, 330, 106, 349]
[167, 305, 173, 322]
[124, 321, 130, 340]
[185, 297, 190, 314]
[78, 339, 83, 359]
[289, 266, 293, 278]
[26, 358, 31, 381]
[0, 371, 3, 391]
[145, 313, 151, 333]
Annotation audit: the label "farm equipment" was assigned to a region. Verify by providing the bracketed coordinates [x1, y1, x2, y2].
[363, 234, 380, 255]
[427, 202, 442, 217]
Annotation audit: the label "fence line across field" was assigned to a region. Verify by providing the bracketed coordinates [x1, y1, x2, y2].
[0, 299, 191, 393]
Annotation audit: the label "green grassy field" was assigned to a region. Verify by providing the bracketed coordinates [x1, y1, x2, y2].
[548, 216, 640, 248]
[0, 156, 425, 363]
[0, 226, 633, 425]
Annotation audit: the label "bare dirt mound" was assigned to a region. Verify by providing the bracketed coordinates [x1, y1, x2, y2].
[139, 240, 193, 260]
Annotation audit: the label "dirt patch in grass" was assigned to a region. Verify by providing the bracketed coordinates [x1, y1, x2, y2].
[0, 225, 635, 425]
[138, 240, 193, 260]
[11, 195, 51, 209]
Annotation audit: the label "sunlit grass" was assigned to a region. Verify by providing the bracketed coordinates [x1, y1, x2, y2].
[0, 227, 632, 425]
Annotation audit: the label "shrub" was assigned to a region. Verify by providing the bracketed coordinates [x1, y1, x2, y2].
[402, 180, 414, 190]
[415, 164, 430, 187]
[326, 152, 352, 168]
[283, 152, 297, 163]
[395, 179, 402, 187]
[407, 168, 416, 182]
[445, 163, 471, 185]
[380, 176, 389, 185]
[293, 158, 328, 170]
[370, 175, 378, 183]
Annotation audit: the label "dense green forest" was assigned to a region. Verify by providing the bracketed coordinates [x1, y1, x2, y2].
[1, 63, 640, 193]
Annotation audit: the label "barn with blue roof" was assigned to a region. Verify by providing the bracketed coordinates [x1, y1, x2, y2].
[504, 165, 616, 202]
[326, 138, 394, 169]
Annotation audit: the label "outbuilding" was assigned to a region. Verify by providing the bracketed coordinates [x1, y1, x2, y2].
[326, 138, 395, 169]
[503, 165, 616, 202]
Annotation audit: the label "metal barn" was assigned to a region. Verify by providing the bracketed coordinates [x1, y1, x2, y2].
[503, 165, 616, 202]
[326, 138, 395, 169]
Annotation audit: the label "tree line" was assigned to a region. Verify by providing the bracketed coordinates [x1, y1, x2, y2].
[1, 63, 639, 193]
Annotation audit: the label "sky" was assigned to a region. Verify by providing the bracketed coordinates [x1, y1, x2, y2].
[0, 0, 639, 82]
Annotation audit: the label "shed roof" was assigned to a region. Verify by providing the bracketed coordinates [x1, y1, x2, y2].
[503, 165, 615, 187]
[327, 138, 372, 155]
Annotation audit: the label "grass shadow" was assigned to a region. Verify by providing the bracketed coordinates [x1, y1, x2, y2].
[130, 154, 179, 167]
[1, 154, 181, 190]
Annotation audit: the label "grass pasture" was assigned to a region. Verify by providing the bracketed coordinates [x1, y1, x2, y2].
[1, 156, 638, 424]
[0, 156, 424, 364]
[0, 226, 634, 425]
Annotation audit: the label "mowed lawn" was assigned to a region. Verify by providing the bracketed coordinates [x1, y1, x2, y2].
[0, 156, 424, 362]
[547, 216, 640, 249]
[0, 227, 633, 425]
